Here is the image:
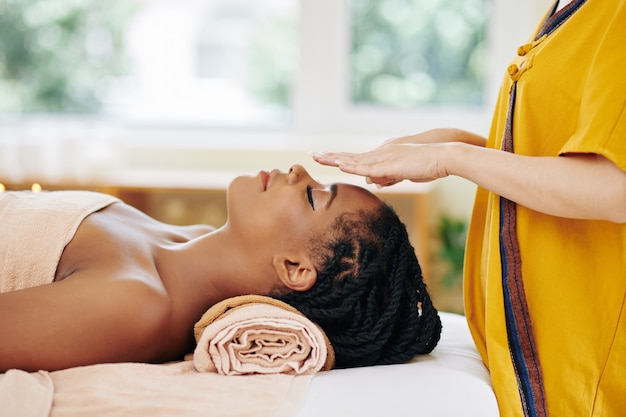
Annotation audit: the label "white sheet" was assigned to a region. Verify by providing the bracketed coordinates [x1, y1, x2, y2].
[294, 312, 498, 417]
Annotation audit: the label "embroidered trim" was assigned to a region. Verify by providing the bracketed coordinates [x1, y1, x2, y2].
[497, 2, 589, 415]
[499, 83, 548, 417]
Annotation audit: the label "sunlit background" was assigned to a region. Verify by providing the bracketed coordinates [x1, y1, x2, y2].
[0, 0, 489, 122]
[0, 0, 548, 312]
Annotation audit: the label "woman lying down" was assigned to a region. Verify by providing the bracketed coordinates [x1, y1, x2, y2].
[0, 164, 441, 372]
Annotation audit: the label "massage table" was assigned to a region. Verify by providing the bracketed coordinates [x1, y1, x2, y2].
[295, 311, 499, 417]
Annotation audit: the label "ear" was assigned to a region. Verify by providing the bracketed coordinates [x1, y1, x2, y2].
[272, 255, 317, 292]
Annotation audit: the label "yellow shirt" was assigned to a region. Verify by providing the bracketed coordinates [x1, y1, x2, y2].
[464, 1, 626, 416]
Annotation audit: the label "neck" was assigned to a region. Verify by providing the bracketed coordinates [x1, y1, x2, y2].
[154, 226, 277, 318]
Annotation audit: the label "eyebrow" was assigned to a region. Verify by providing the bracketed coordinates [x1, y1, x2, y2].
[325, 184, 338, 209]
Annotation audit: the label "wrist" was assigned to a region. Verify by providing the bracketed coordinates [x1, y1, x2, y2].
[440, 141, 473, 178]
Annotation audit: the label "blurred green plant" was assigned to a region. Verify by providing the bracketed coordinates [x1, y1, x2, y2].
[0, 0, 137, 113]
[438, 215, 468, 288]
[351, 0, 488, 107]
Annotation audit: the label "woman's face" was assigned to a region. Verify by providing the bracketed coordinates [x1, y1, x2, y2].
[226, 164, 382, 253]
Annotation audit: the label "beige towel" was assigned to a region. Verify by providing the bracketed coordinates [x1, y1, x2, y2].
[3, 362, 314, 417]
[49, 361, 310, 417]
[0, 370, 53, 417]
[192, 295, 334, 375]
[0, 191, 119, 293]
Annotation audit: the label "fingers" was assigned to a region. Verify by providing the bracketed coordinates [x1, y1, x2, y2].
[310, 151, 401, 188]
[309, 151, 355, 167]
[311, 150, 381, 178]
[310, 152, 364, 174]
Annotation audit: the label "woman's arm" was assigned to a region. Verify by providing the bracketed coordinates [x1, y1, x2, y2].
[447, 143, 626, 223]
[312, 129, 626, 223]
[313, 128, 486, 187]
[0, 276, 172, 372]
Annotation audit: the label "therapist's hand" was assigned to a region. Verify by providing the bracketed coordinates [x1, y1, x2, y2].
[311, 142, 451, 187]
[311, 128, 485, 187]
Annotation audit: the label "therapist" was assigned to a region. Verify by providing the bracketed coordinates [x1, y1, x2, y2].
[312, 0, 626, 416]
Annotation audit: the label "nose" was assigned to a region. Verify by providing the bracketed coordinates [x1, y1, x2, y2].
[287, 164, 313, 184]
[288, 164, 307, 175]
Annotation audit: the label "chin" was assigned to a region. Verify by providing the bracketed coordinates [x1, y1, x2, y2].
[225, 175, 258, 224]
[227, 175, 259, 197]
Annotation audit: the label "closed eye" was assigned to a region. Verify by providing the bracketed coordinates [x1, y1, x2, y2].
[306, 185, 315, 210]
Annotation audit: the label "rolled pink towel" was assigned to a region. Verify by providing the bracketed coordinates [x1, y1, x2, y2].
[192, 295, 334, 376]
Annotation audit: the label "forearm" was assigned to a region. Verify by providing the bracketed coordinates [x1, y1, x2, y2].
[445, 143, 626, 223]
[387, 128, 487, 147]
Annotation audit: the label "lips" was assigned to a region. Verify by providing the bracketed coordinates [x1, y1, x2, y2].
[259, 169, 280, 191]
[259, 170, 269, 190]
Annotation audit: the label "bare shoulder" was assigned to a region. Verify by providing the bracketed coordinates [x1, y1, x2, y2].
[0, 275, 185, 372]
[56, 201, 214, 281]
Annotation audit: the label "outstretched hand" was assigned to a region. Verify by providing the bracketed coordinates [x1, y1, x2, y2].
[311, 142, 450, 188]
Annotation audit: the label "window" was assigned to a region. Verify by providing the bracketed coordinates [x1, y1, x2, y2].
[351, 0, 487, 108]
[0, 0, 298, 126]
[0, 0, 134, 113]
[0, 0, 542, 141]
[113, 0, 298, 126]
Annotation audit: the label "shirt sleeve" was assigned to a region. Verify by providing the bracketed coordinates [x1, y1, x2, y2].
[559, 1, 626, 172]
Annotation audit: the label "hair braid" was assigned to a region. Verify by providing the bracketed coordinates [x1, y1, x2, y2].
[274, 202, 442, 368]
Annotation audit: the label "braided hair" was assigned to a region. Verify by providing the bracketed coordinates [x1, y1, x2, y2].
[273, 202, 442, 368]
